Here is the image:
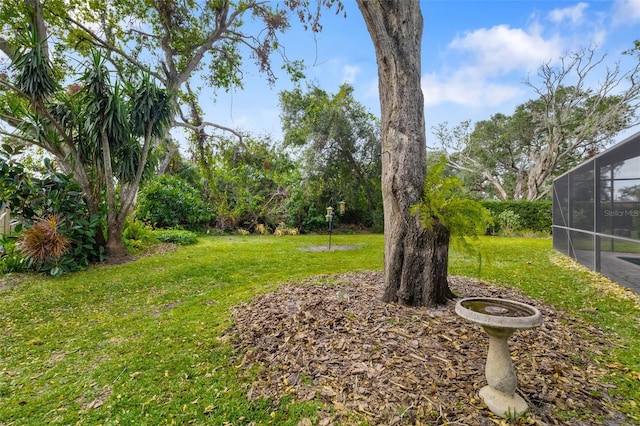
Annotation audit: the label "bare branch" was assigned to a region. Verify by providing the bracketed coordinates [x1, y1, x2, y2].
[0, 128, 39, 145]
[0, 37, 14, 60]
[158, 145, 180, 174]
[0, 110, 26, 129]
[173, 119, 244, 143]
[128, 28, 161, 40]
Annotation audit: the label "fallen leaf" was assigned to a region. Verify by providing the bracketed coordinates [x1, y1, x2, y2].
[226, 272, 631, 425]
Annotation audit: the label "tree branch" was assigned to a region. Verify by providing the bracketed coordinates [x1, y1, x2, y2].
[50, 8, 165, 83]
[173, 119, 244, 143]
[0, 128, 39, 145]
[0, 36, 14, 60]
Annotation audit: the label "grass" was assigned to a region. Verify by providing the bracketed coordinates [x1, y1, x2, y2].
[0, 235, 381, 425]
[1, 234, 639, 424]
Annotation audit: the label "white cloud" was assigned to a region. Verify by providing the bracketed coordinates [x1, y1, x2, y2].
[424, 23, 572, 109]
[612, 0, 640, 25]
[421, 69, 523, 108]
[341, 65, 360, 84]
[591, 29, 608, 47]
[548, 3, 589, 25]
[448, 25, 564, 75]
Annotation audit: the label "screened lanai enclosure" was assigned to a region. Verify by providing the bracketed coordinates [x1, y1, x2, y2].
[553, 132, 640, 290]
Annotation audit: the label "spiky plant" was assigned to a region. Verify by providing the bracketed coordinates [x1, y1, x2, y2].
[18, 215, 70, 266]
[12, 29, 58, 101]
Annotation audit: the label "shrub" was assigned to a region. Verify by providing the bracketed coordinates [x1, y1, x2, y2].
[481, 200, 552, 234]
[274, 223, 299, 236]
[123, 219, 158, 243]
[58, 213, 105, 269]
[152, 229, 198, 245]
[136, 175, 212, 229]
[123, 219, 159, 254]
[495, 210, 523, 236]
[254, 224, 269, 235]
[0, 236, 29, 273]
[370, 210, 384, 233]
[2, 152, 105, 273]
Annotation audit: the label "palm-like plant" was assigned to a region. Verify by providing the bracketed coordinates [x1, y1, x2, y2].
[79, 51, 174, 257]
[413, 157, 493, 244]
[12, 29, 58, 102]
[8, 32, 173, 259]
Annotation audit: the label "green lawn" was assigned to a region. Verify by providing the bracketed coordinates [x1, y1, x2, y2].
[1, 234, 639, 424]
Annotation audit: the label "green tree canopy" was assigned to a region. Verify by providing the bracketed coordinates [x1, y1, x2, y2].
[1, 0, 344, 177]
[207, 135, 298, 230]
[279, 83, 382, 228]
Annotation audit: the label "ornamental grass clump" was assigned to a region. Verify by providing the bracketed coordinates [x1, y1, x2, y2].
[17, 215, 70, 275]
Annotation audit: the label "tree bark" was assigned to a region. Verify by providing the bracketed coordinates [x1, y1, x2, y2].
[100, 126, 128, 258]
[25, 0, 49, 59]
[158, 145, 179, 174]
[357, 0, 452, 306]
[423, 221, 455, 303]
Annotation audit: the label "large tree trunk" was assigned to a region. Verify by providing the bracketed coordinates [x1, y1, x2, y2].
[105, 218, 128, 258]
[423, 221, 454, 302]
[100, 127, 128, 259]
[357, 0, 452, 306]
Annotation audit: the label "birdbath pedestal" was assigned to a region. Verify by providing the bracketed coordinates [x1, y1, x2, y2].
[455, 297, 542, 418]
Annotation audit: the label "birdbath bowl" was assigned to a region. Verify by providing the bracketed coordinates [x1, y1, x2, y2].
[455, 297, 542, 418]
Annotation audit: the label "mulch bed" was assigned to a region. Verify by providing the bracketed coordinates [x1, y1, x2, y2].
[226, 272, 631, 425]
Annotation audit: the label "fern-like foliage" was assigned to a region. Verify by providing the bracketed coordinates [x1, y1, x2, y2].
[411, 156, 494, 253]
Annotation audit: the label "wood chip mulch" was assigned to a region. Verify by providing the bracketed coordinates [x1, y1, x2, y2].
[226, 272, 632, 425]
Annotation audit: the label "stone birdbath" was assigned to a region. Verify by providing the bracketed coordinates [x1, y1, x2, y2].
[455, 297, 542, 418]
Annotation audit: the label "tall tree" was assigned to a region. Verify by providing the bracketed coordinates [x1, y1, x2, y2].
[2, 0, 342, 170]
[3, 25, 172, 258]
[0, 0, 342, 255]
[279, 83, 382, 228]
[434, 47, 640, 201]
[80, 53, 173, 257]
[356, 1, 453, 306]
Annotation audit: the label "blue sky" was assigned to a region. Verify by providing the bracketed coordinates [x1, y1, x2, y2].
[199, 1, 640, 147]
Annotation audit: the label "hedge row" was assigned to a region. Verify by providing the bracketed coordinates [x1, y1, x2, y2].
[480, 200, 552, 234]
